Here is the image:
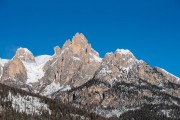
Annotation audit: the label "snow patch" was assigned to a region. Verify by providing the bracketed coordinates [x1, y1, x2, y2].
[90, 53, 102, 62]
[91, 48, 100, 56]
[122, 67, 131, 73]
[17, 47, 33, 54]
[72, 56, 81, 61]
[7, 92, 51, 115]
[42, 81, 71, 96]
[0, 59, 9, 79]
[157, 67, 179, 81]
[160, 109, 172, 118]
[35, 55, 51, 65]
[95, 107, 141, 118]
[0, 58, 9, 66]
[23, 62, 44, 84]
[23, 55, 51, 84]
[116, 49, 133, 55]
[106, 52, 113, 55]
[98, 67, 112, 77]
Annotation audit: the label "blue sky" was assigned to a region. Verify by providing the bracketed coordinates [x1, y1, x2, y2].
[0, 0, 179, 77]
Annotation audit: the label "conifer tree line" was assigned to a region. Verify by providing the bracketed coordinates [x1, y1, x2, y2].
[0, 82, 179, 120]
[0, 83, 115, 120]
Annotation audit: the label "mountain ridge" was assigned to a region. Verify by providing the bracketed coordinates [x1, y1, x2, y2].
[0, 33, 179, 119]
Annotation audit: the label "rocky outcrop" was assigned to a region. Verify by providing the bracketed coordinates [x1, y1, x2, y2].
[95, 49, 143, 84]
[1, 57, 27, 83]
[54, 46, 61, 55]
[0, 64, 3, 79]
[14, 48, 35, 62]
[37, 33, 102, 95]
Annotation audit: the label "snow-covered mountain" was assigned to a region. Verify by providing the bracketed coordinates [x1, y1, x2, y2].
[0, 33, 180, 119]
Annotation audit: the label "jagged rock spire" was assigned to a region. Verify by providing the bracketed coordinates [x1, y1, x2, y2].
[72, 33, 89, 55]
[41, 33, 102, 89]
[54, 46, 61, 55]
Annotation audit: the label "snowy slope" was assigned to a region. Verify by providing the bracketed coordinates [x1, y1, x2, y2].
[35, 55, 52, 65]
[0, 58, 9, 66]
[7, 91, 51, 115]
[41, 81, 71, 97]
[23, 55, 51, 84]
[156, 67, 180, 81]
[0, 58, 9, 79]
[116, 49, 134, 55]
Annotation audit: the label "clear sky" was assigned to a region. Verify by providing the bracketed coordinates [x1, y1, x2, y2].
[0, 0, 179, 77]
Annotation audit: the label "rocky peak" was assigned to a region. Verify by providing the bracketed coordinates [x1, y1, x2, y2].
[62, 39, 71, 49]
[54, 46, 61, 55]
[1, 57, 27, 82]
[60, 33, 101, 63]
[38, 33, 102, 92]
[15, 48, 35, 63]
[114, 49, 138, 67]
[102, 49, 138, 67]
[103, 52, 114, 63]
[72, 33, 89, 55]
[115, 49, 136, 59]
[96, 49, 142, 83]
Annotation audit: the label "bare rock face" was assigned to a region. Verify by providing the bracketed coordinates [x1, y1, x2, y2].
[1, 57, 27, 83]
[96, 48, 180, 87]
[38, 33, 102, 95]
[54, 46, 61, 55]
[95, 49, 143, 84]
[155, 67, 180, 83]
[0, 48, 37, 91]
[0, 64, 2, 79]
[15, 48, 35, 63]
[57, 48, 180, 118]
[38, 34, 180, 101]
[0, 48, 36, 84]
[72, 33, 89, 55]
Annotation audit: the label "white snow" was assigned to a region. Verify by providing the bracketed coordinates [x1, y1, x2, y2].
[157, 67, 180, 81]
[7, 92, 51, 115]
[23, 55, 51, 84]
[0, 58, 9, 79]
[93, 54, 102, 62]
[72, 56, 81, 61]
[95, 107, 141, 118]
[35, 55, 51, 65]
[116, 49, 133, 55]
[90, 53, 102, 62]
[101, 68, 112, 74]
[106, 52, 113, 55]
[42, 81, 71, 96]
[91, 48, 100, 56]
[17, 47, 33, 54]
[122, 67, 131, 73]
[160, 109, 172, 118]
[0, 58, 9, 66]
[23, 62, 44, 84]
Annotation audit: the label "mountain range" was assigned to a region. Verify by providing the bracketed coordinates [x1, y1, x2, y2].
[0, 33, 180, 120]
